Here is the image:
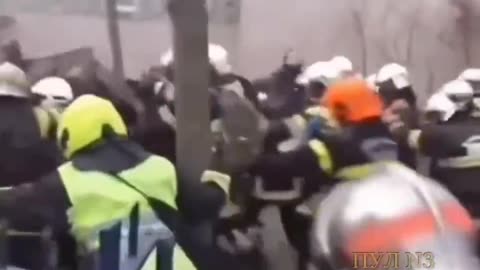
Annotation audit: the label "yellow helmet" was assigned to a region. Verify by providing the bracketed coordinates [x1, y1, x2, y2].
[57, 94, 128, 158]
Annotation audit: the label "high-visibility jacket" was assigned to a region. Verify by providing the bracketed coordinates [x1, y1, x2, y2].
[59, 152, 196, 270]
[0, 138, 234, 270]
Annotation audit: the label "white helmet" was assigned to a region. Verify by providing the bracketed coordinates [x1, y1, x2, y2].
[32, 77, 73, 108]
[425, 92, 457, 122]
[295, 61, 341, 86]
[0, 62, 30, 98]
[458, 68, 480, 82]
[376, 63, 410, 89]
[330, 56, 353, 73]
[438, 79, 474, 112]
[160, 43, 232, 75]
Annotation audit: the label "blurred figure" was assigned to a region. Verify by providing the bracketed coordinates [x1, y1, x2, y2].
[394, 80, 480, 221]
[160, 43, 258, 112]
[261, 79, 400, 181]
[259, 60, 338, 155]
[252, 48, 305, 119]
[160, 44, 262, 167]
[311, 163, 478, 270]
[0, 62, 60, 187]
[376, 63, 418, 169]
[31, 76, 74, 115]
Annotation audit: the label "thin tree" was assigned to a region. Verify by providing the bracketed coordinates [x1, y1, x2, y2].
[104, 0, 146, 133]
[351, 0, 368, 75]
[168, 0, 210, 182]
[105, 0, 125, 80]
[452, 0, 472, 66]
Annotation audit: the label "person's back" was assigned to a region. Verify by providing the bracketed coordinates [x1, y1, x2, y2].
[58, 136, 187, 267]
[419, 112, 480, 218]
[400, 81, 480, 218]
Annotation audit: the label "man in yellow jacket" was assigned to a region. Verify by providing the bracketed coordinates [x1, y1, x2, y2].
[0, 94, 236, 270]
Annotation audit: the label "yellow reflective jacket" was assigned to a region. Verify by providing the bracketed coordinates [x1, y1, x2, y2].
[59, 154, 196, 270]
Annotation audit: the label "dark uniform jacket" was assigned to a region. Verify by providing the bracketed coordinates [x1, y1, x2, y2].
[416, 112, 480, 216]
[255, 118, 399, 191]
[0, 97, 61, 186]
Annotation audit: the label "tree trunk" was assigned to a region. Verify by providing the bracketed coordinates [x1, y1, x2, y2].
[352, 10, 368, 75]
[105, 0, 125, 80]
[168, 0, 210, 183]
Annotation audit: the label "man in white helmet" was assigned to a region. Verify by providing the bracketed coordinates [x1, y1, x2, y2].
[296, 60, 344, 106]
[0, 62, 61, 187]
[311, 163, 479, 270]
[391, 79, 480, 223]
[329, 55, 359, 79]
[375, 63, 416, 107]
[31, 76, 74, 115]
[160, 43, 258, 106]
[376, 63, 418, 169]
[159, 43, 260, 137]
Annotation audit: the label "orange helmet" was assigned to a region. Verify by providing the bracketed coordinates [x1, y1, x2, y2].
[322, 78, 384, 123]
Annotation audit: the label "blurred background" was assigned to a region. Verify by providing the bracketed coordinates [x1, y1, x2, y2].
[2, 0, 480, 104]
[1, 1, 479, 269]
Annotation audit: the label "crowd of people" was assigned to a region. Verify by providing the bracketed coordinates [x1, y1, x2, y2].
[0, 41, 479, 270]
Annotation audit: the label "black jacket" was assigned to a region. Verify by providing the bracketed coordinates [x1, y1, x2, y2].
[0, 97, 61, 186]
[418, 112, 480, 211]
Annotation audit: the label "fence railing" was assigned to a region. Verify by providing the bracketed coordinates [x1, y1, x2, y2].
[0, 220, 57, 270]
[99, 205, 174, 270]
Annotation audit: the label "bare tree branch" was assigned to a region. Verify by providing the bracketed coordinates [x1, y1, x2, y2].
[424, 55, 436, 96]
[168, 0, 211, 181]
[404, 3, 421, 66]
[377, 38, 395, 64]
[378, 0, 398, 63]
[452, 0, 472, 66]
[352, 7, 368, 75]
[105, 0, 125, 80]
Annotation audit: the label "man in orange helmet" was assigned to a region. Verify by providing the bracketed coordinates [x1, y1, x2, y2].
[250, 79, 404, 269]
[256, 78, 403, 190]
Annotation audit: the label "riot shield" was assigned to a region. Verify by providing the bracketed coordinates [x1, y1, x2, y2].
[21, 47, 145, 129]
[216, 84, 267, 173]
[23, 47, 97, 85]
